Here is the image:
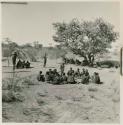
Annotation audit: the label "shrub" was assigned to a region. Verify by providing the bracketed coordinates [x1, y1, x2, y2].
[2, 91, 25, 102]
[2, 77, 25, 102]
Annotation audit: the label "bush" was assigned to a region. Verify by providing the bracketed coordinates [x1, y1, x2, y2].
[96, 60, 120, 68]
[2, 91, 25, 102]
[2, 77, 25, 92]
[2, 77, 26, 102]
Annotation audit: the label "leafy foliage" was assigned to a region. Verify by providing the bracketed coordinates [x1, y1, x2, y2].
[53, 18, 119, 65]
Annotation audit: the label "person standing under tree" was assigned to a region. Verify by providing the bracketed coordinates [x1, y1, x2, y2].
[12, 51, 17, 70]
[60, 63, 65, 75]
[43, 53, 47, 67]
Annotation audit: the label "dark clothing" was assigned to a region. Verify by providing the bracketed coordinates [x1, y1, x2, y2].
[22, 61, 26, 68]
[81, 74, 90, 84]
[67, 69, 74, 76]
[37, 74, 45, 82]
[75, 70, 81, 77]
[43, 55, 47, 67]
[53, 75, 61, 84]
[25, 61, 30, 68]
[16, 60, 23, 69]
[12, 52, 17, 70]
[48, 71, 54, 82]
[92, 74, 100, 84]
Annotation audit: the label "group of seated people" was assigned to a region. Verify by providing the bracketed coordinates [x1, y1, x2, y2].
[16, 59, 30, 69]
[37, 67, 101, 85]
[63, 57, 90, 66]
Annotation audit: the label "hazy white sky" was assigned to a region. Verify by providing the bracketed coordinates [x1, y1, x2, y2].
[2, 1, 120, 47]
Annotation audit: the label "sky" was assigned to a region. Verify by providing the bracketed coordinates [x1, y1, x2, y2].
[2, 1, 120, 47]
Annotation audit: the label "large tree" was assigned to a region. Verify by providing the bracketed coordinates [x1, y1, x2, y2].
[53, 18, 118, 66]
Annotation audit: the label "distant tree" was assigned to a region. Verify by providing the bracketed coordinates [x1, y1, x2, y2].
[22, 43, 33, 48]
[33, 41, 42, 49]
[2, 38, 18, 66]
[33, 41, 39, 48]
[53, 18, 119, 66]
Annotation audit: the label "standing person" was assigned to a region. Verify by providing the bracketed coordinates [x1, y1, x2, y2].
[12, 51, 17, 70]
[43, 53, 47, 67]
[60, 63, 65, 76]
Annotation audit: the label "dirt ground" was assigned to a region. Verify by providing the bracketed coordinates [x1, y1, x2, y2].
[2, 59, 120, 123]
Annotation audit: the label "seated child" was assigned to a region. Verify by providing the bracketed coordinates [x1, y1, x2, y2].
[37, 71, 45, 82]
[92, 72, 101, 84]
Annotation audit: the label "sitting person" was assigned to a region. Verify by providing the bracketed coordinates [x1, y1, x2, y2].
[45, 71, 50, 82]
[25, 60, 30, 68]
[81, 69, 90, 84]
[67, 72, 76, 84]
[48, 69, 54, 82]
[37, 71, 45, 82]
[75, 68, 81, 77]
[61, 73, 67, 84]
[53, 73, 62, 85]
[53, 69, 58, 76]
[67, 67, 74, 76]
[81, 68, 86, 76]
[92, 72, 101, 84]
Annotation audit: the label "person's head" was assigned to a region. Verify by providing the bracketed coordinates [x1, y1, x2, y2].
[77, 68, 80, 71]
[40, 71, 42, 74]
[13, 51, 17, 55]
[82, 68, 85, 71]
[49, 69, 52, 71]
[63, 73, 65, 75]
[57, 73, 60, 76]
[70, 67, 72, 70]
[46, 71, 49, 75]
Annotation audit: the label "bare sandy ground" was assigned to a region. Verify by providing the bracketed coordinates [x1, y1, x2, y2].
[2, 59, 120, 123]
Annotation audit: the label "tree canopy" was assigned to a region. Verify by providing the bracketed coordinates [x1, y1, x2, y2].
[53, 18, 119, 65]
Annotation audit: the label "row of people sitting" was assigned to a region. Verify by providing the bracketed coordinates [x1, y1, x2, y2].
[63, 57, 90, 66]
[16, 59, 31, 69]
[37, 67, 101, 84]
